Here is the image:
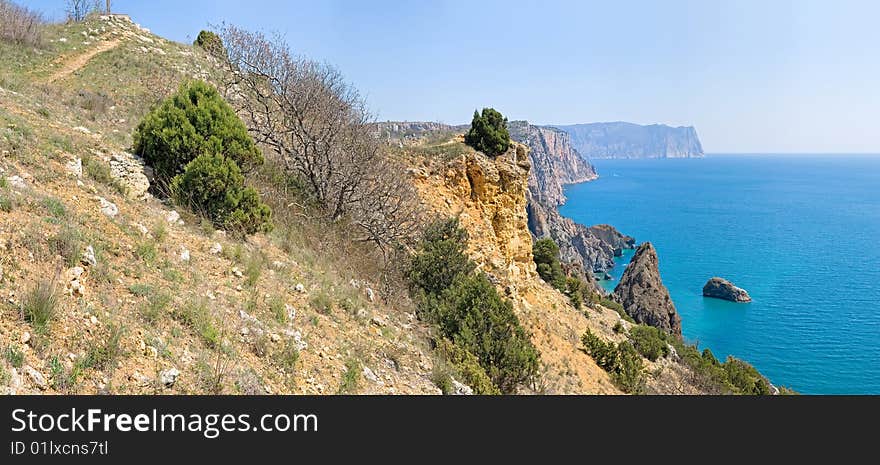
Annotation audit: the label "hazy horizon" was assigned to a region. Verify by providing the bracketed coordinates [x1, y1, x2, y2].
[25, 0, 880, 154]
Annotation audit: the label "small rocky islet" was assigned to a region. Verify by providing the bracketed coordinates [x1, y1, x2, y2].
[702, 277, 752, 303]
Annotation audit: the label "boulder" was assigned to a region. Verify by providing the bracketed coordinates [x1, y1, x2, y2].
[613, 242, 682, 336]
[702, 277, 752, 303]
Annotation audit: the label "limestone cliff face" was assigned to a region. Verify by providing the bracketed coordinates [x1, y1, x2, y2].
[508, 121, 634, 276]
[508, 121, 596, 206]
[409, 140, 622, 394]
[613, 243, 682, 336]
[557, 122, 704, 159]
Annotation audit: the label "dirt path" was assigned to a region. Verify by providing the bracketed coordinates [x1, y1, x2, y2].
[46, 39, 122, 84]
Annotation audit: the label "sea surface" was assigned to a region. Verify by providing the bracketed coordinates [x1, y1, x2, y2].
[560, 155, 880, 394]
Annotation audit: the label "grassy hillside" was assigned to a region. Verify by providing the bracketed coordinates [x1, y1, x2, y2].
[0, 15, 438, 395]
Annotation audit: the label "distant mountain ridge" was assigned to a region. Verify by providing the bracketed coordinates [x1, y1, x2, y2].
[555, 122, 704, 159]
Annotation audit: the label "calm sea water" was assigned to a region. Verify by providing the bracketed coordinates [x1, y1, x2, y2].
[560, 155, 880, 394]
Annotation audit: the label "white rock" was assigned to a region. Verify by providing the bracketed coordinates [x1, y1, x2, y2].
[232, 267, 243, 278]
[294, 283, 306, 293]
[67, 266, 85, 280]
[24, 366, 47, 390]
[129, 371, 154, 387]
[271, 260, 285, 270]
[362, 366, 380, 383]
[133, 223, 150, 237]
[73, 126, 91, 134]
[81, 245, 97, 266]
[450, 378, 474, 395]
[285, 304, 296, 322]
[6, 175, 26, 189]
[20, 331, 30, 344]
[160, 368, 180, 388]
[209, 242, 222, 254]
[96, 196, 118, 217]
[366, 287, 376, 302]
[179, 246, 190, 262]
[65, 157, 83, 177]
[89, 315, 98, 325]
[166, 210, 181, 224]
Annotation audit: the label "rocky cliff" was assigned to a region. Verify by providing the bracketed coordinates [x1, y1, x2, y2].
[556, 122, 704, 159]
[613, 243, 682, 336]
[407, 139, 626, 393]
[508, 121, 597, 206]
[507, 122, 634, 276]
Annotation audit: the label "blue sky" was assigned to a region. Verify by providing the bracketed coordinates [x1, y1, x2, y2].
[25, 0, 880, 153]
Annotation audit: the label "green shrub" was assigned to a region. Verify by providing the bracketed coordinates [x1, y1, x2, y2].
[409, 218, 538, 394]
[170, 153, 272, 235]
[338, 358, 361, 394]
[85, 323, 125, 370]
[423, 273, 539, 394]
[133, 80, 263, 185]
[433, 338, 500, 395]
[173, 300, 220, 349]
[464, 108, 511, 156]
[533, 238, 566, 290]
[600, 297, 635, 323]
[582, 329, 645, 393]
[407, 218, 475, 297]
[193, 30, 223, 53]
[723, 357, 771, 395]
[22, 279, 58, 334]
[3, 345, 24, 368]
[629, 325, 670, 362]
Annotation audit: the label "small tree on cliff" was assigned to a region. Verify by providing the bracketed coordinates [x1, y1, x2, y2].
[464, 108, 511, 156]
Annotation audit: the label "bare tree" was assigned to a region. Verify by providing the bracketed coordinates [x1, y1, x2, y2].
[65, 0, 101, 22]
[212, 25, 423, 250]
[0, 0, 44, 46]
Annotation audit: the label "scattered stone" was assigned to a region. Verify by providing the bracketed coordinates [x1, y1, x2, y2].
[160, 368, 180, 388]
[20, 331, 30, 345]
[129, 371, 154, 387]
[209, 242, 222, 254]
[370, 316, 387, 328]
[24, 366, 47, 390]
[133, 222, 150, 237]
[450, 378, 474, 395]
[179, 246, 190, 262]
[270, 333, 281, 343]
[232, 267, 243, 278]
[96, 196, 118, 217]
[65, 157, 83, 177]
[362, 366, 380, 383]
[285, 304, 296, 322]
[356, 308, 369, 320]
[165, 210, 181, 224]
[145, 346, 158, 358]
[81, 245, 97, 267]
[89, 315, 98, 325]
[365, 287, 376, 303]
[294, 283, 306, 293]
[271, 260, 285, 270]
[702, 277, 752, 303]
[73, 126, 91, 134]
[109, 152, 151, 199]
[6, 175, 25, 190]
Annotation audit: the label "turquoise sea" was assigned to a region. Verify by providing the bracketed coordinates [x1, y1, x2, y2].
[560, 155, 880, 394]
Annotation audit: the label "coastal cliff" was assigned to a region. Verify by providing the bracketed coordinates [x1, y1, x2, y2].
[556, 122, 704, 159]
[613, 243, 682, 336]
[508, 121, 597, 206]
[406, 139, 628, 393]
[507, 122, 634, 276]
